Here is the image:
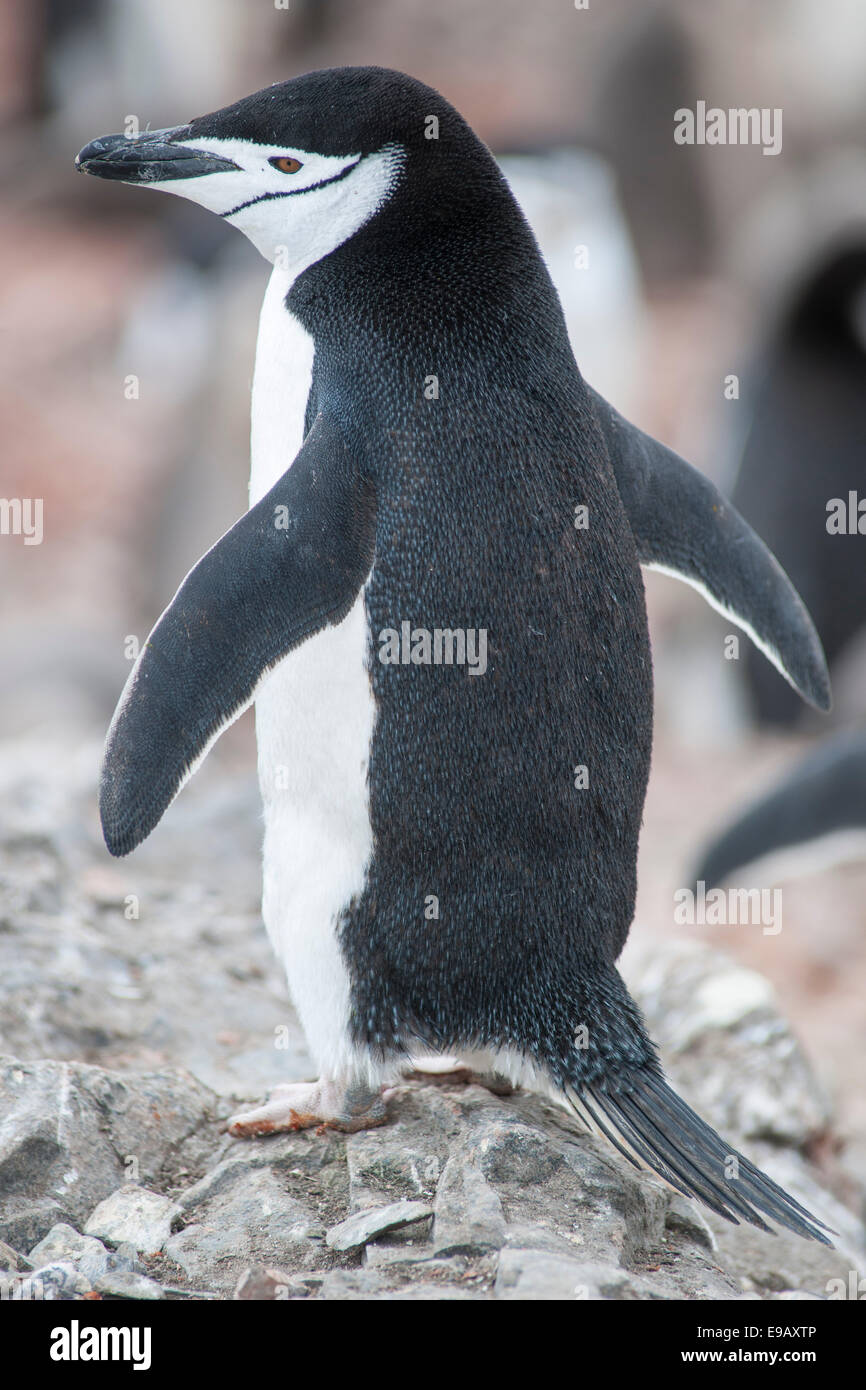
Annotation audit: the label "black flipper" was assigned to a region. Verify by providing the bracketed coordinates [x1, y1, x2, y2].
[589, 387, 831, 713]
[100, 413, 376, 857]
[567, 1069, 834, 1244]
[695, 726, 866, 888]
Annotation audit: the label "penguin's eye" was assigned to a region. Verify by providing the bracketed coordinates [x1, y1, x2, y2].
[270, 156, 303, 174]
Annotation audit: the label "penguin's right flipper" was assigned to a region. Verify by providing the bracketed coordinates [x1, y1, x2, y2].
[589, 387, 831, 712]
[99, 413, 376, 857]
[695, 727, 866, 888]
[569, 1069, 834, 1244]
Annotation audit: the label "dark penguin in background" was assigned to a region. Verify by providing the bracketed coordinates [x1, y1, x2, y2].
[732, 244, 866, 726]
[696, 725, 866, 890]
[78, 68, 832, 1241]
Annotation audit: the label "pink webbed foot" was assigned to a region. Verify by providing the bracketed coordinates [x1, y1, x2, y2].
[227, 1078, 388, 1138]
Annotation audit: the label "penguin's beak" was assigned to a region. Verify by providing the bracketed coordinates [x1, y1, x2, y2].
[75, 128, 240, 184]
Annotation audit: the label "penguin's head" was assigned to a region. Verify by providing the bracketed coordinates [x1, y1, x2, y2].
[76, 67, 491, 272]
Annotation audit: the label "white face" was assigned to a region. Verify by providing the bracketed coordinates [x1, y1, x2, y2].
[146, 137, 406, 272]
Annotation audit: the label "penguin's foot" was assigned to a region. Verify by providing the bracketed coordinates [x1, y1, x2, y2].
[227, 1079, 388, 1137]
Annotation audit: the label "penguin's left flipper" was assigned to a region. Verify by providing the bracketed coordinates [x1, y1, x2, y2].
[99, 413, 376, 857]
[589, 388, 831, 712]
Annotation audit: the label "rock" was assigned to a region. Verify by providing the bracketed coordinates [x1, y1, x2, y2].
[233, 1266, 318, 1299]
[705, 1189, 860, 1301]
[94, 1271, 166, 1300]
[344, 1091, 452, 1211]
[112, 1242, 143, 1273]
[84, 1186, 180, 1253]
[28, 1223, 112, 1283]
[317, 1269, 389, 1300]
[750, 1266, 803, 1293]
[164, 1166, 327, 1291]
[0, 1200, 68, 1252]
[0, 1055, 219, 1245]
[0, 1237, 31, 1271]
[664, 1194, 717, 1251]
[17, 1260, 93, 1301]
[326, 1200, 433, 1252]
[432, 1157, 506, 1256]
[495, 1249, 657, 1300]
[177, 1132, 349, 1214]
[462, 1089, 667, 1268]
[474, 1117, 566, 1185]
[627, 940, 831, 1147]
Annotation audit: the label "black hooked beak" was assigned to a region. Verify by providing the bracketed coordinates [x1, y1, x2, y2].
[75, 127, 240, 183]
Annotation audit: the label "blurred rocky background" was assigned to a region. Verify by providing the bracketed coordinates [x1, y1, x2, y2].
[1, 0, 865, 1297]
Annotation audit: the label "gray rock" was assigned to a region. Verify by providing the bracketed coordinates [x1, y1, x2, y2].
[495, 1249, 661, 1301]
[432, 1156, 506, 1256]
[84, 1186, 180, 1253]
[233, 1266, 318, 1300]
[317, 1269, 389, 1300]
[707, 1202, 859, 1303]
[665, 1194, 717, 1251]
[474, 1117, 565, 1185]
[326, 1200, 433, 1253]
[112, 1242, 144, 1274]
[0, 1237, 30, 1271]
[0, 1200, 67, 1252]
[363, 1242, 442, 1269]
[164, 1166, 327, 1290]
[486, 1093, 667, 1268]
[17, 1260, 93, 1301]
[0, 1055, 218, 1244]
[344, 1093, 452, 1211]
[94, 1271, 166, 1300]
[177, 1133, 348, 1212]
[496, 1248, 602, 1300]
[381, 1282, 488, 1301]
[28, 1223, 111, 1283]
[627, 941, 831, 1147]
[316, 1265, 486, 1300]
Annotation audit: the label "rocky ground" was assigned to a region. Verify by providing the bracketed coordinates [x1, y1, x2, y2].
[0, 731, 864, 1301]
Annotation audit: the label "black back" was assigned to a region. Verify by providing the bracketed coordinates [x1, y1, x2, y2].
[262, 69, 655, 1076]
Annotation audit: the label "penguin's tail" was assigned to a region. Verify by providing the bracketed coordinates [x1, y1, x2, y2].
[565, 1068, 834, 1245]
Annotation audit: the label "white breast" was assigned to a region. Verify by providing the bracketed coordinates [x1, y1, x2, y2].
[249, 265, 376, 1080]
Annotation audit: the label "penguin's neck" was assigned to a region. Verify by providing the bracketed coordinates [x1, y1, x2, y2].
[249, 265, 315, 508]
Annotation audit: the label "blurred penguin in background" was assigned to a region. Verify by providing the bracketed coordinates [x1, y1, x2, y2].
[732, 239, 866, 726]
[726, 154, 866, 729]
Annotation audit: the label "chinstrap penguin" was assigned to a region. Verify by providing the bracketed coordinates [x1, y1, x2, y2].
[78, 67, 833, 1242]
[731, 245, 866, 726]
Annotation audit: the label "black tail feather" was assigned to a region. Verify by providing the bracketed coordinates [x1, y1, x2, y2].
[567, 1068, 834, 1245]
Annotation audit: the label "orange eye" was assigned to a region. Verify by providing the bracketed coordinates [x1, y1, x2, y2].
[271, 156, 303, 174]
